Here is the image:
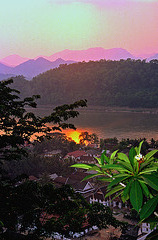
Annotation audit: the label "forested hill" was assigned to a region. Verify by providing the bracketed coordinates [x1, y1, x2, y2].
[11, 59, 158, 108]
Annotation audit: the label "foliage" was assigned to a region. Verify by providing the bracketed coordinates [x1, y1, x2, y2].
[71, 141, 158, 226]
[3, 153, 75, 179]
[79, 131, 99, 145]
[0, 80, 125, 239]
[33, 132, 79, 156]
[10, 59, 158, 108]
[0, 181, 125, 239]
[0, 79, 87, 162]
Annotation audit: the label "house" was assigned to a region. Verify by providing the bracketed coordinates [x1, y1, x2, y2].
[53, 176, 67, 187]
[70, 181, 95, 199]
[86, 149, 101, 158]
[29, 175, 38, 181]
[89, 186, 130, 209]
[64, 150, 87, 160]
[49, 173, 58, 180]
[137, 223, 157, 240]
[87, 143, 99, 149]
[79, 155, 96, 164]
[43, 150, 61, 157]
[52, 171, 96, 199]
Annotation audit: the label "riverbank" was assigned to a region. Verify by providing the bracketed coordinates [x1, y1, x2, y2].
[26, 105, 158, 115]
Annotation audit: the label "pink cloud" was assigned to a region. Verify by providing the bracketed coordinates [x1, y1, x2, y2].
[50, 0, 157, 5]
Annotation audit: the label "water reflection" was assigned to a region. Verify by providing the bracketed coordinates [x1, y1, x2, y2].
[27, 106, 158, 140]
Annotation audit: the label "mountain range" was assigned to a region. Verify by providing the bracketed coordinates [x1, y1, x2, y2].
[0, 47, 157, 79]
[0, 58, 75, 79]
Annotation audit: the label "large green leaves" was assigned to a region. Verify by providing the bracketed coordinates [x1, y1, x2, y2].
[129, 147, 136, 169]
[101, 152, 109, 165]
[71, 141, 158, 222]
[71, 163, 93, 170]
[142, 174, 158, 191]
[110, 150, 118, 160]
[135, 140, 143, 155]
[122, 181, 132, 202]
[105, 185, 125, 199]
[117, 153, 130, 163]
[139, 181, 150, 198]
[140, 195, 158, 221]
[145, 150, 158, 161]
[107, 175, 129, 190]
[130, 180, 143, 212]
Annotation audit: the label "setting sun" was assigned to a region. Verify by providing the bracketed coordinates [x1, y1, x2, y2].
[66, 130, 81, 143]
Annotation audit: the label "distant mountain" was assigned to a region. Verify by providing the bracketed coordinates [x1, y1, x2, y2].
[12, 57, 76, 79]
[0, 58, 76, 79]
[0, 54, 29, 67]
[0, 73, 15, 81]
[147, 53, 158, 62]
[0, 63, 13, 74]
[1, 48, 157, 79]
[47, 47, 134, 62]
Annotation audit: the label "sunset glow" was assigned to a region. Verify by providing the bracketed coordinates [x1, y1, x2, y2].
[66, 130, 81, 143]
[0, 0, 157, 58]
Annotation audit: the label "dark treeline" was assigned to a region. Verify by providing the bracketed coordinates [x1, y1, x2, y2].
[10, 59, 158, 108]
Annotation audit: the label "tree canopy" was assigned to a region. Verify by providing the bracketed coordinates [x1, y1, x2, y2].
[9, 59, 158, 108]
[0, 79, 87, 162]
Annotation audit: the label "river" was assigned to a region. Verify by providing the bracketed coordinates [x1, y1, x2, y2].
[27, 106, 158, 141]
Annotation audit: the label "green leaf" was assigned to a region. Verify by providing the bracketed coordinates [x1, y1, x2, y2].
[0, 221, 4, 227]
[142, 174, 158, 191]
[130, 180, 143, 212]
[110, 150, 118, 160]
[101, 153, 109, 165]
[87, 166, 102, 173]
[145, 150, 158, 160]
[140, 195, 158, 221]
[118, 160, 133, 172]
[95, 157, 101, 165]
[122, 179, 133, 202]
[139, 167, 158, 175]
[135, 160, 139, 173]
[114, 173, 129, 178]
[117, 153, 130, 163]
[137, 140, 144, 155]
[111, 191, 122, 201]
[107, 176, 129, 190]
[97, 176, 112, 182]
[71, 163, 93, 170]
[129, 147, 136, 169]
[139, 181, 150, 197]
[102, 164, 131, 173]
[105, 185, 125, 199]
[139, 157, 155, 171]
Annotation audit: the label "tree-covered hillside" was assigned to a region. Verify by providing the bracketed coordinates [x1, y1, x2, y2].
[10, 59, 158, 108]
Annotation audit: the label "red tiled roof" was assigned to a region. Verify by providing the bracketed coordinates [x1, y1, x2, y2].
[29, 175, 38, 181]
[80, 155, 95, 162]
[53, 176, 67, 184]
[68, 172, 89, 181]
[66, 150, 86, 158]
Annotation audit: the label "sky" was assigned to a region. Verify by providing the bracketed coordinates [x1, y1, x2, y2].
[0, 0, 157, 58]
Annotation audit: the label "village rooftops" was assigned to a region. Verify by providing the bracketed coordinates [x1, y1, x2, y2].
[65, 150, 87, 158]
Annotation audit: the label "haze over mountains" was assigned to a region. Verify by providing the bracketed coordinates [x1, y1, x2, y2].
[0, 58, 75, 79]
[0, 47, 157, 79]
